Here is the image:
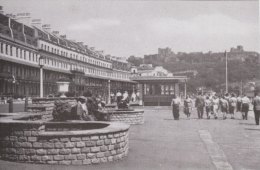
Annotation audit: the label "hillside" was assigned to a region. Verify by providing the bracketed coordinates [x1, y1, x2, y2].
[127, 51, 260, 93]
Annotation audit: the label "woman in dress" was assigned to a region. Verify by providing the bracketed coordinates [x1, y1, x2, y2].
[241, 94, 250, 120]
[184, 95, 193, 118]
[212, 95, 220, 119]
[228, 93, 237, 119]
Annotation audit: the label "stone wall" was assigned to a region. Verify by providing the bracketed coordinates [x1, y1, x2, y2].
[108, 110, 144, 125]
[0, 113, 130, 165]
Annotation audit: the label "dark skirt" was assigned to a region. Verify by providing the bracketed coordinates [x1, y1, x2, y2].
[221, 106, 228, 113]
[229, 106, 235, 114]
[206, 106, 211, 113]
[237, 102, 242, 111]
[242, 103, 249, 112]
[172, 104, 180, 119]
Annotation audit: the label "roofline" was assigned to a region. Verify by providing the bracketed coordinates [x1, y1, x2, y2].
[130, 76, 188, 82]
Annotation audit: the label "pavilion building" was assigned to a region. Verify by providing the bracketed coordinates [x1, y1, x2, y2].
[130, 64, 187, 106]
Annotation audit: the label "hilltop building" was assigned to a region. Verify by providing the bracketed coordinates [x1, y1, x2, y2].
[144, 47, 178, 65]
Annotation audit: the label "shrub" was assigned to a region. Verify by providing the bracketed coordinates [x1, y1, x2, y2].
[52, 100, 73, 121]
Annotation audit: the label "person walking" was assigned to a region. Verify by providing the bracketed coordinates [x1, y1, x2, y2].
[122, 91, 129, 101]
[195, 92, 205, 119]
[253, 91, 260, 125]
[241, 94, 250, 120]
[219, 96, 228, 120]
[212, 95, 220, 119]
[237, 95, 242, 114]
[116, 91, 122, 105]
[171, 94, 181, 120]
[205, 96, 212, 119]
[229, 93, 237, 119]
[184, 95, 193, 118]
[131, 92, 136, 102]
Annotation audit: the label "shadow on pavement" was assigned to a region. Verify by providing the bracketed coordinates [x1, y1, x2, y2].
[239, 122, 257, 126]
[244, 127, 260, 131]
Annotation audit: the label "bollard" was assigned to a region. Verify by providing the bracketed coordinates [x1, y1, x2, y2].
[24, 97, 28, 112]
[8, 98, 13, 113]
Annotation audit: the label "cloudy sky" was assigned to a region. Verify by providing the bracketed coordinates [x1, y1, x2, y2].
[1, 0, 259, 58]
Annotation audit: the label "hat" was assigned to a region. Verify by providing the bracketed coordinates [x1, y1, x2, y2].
[78, 96, 87, 101]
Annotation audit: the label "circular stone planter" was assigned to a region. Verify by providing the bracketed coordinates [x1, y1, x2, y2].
[104, 109, 144, 125]
[0, 113, 130, 165]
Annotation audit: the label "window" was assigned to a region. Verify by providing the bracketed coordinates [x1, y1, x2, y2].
[0, 43, 3, 53]
[24, 50, 26, 59]
[10, 46, 12, 56]
[5, 44, 8, 55]
[20, 49, 23, 58]
[16, 48, 19, 57]
[29, 52, 31, 61]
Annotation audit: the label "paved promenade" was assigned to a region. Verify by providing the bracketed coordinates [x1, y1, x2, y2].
[0, 106, 260, 170]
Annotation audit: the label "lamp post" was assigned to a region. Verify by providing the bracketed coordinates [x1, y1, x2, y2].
[225, 51, 228, 93]
[184, 79, 187, 99]
[108, 80, 111, 104]
[39, 56, 44, 98]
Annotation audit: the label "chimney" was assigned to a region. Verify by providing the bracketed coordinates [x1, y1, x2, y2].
[31, 19, 42, 28]
[60, 34, 66, 39]
[98, 50, 104, 54]
[52, 31, 59, 36]
[42, 24, 51, 32]
[69, 39, 76, 43]
[0, 6, 4, 14]
[6, 13, 16, 19]
[105, 55, 111, 60]
[77, 42, 84, 46]
[15, 12, 31, 26]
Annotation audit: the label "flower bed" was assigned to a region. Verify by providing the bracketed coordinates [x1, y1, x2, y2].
[0, 113, 130, 165]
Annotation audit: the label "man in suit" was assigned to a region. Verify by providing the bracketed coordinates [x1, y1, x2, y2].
[253, 90, 260, 125]
[195, 92, 205, 119]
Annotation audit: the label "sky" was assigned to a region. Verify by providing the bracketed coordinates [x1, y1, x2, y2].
[1, 0, 259, 58]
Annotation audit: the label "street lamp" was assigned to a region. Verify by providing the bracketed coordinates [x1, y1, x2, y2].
[108, 80, 111, 104]
[39, 56, 44, 98]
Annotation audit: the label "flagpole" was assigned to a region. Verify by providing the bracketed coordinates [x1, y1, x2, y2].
[225, 51, 228, 93]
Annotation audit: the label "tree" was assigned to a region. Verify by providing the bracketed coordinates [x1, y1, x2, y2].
[127, 55, 143, 66]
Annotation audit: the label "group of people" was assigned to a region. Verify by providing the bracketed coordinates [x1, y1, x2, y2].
[72, 94, 106, 121]
[111, 91, 141, 105]
[171, 91, 260, 125]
